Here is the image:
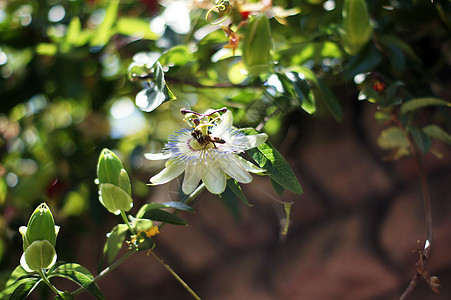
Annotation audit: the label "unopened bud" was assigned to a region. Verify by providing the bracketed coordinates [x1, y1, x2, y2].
[241, 14, 273, 76]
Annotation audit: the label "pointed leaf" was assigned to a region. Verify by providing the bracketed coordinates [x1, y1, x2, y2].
[135, 62, 176, 112]
[226, 179, 252, 207]
[241, 128, 303, 194]
[49, 263, 104, 300]
[271, 178, 285, 196]
[141, 209, 187, 225]
[219, 188, 241, 219]
[104, 224, 128, 264]
[0, 277, 41, 300]
[316, 78, 343, 122]
[136, 202, 194, 218]
[400, 98, 451, 115]
[90, 0, 119, 47]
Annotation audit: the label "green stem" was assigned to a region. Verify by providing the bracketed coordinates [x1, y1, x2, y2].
[71, 249, 136, 296]
[120, 210, 136, 235]
[38, 268, 63, 297]
[149, 250, 201, 300]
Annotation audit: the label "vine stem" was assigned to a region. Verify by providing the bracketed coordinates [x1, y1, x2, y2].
[393, 116, 434, 299]
[149, 250, 201, 300]
[38, 268, 64, 297]
[71, 249, 136, 296]
[121, 210, 137, 235]
[71, 185, 205, 297]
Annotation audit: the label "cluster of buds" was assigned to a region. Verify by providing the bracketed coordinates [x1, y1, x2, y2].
[97, 149, 133, 215]
[19, 203, 59, 272]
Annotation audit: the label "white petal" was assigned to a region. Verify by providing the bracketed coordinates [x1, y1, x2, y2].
[149, 160, 185, 185]
[242, 133, 268, 150]
[219, 155, 253, 183]
[212, 110, 233, 135]
[202, 164, 226, 194]
[182, 163, 203, 194]
[144, 152, 171, 160]
[236, 156, 266, 174]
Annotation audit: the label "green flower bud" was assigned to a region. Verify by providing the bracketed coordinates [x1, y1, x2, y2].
[21, 203, 59, 252]
[20, 240, 57, 272]
[97, 148, 131, 196]
[241, 14, 273, 76]
[99, 183, 133, 215]
[341, 0, 373, 55]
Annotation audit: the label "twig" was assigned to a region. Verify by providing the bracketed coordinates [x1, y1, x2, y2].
[71, 249, 136, 296]
[392, 115, 438, 299]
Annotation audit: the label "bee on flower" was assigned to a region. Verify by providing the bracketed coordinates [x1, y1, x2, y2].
[145, 108, 268, 194]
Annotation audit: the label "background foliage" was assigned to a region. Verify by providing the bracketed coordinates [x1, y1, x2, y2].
[0, 0, 450, 298]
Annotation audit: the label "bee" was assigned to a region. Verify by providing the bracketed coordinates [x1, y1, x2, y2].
[191, 129, 226, 149]
[181, 108, 228, 149]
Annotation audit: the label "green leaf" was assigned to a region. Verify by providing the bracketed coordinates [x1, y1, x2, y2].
[103, 224, 128, 264]
[66, 17, 82, 47]
[159, 46, 194, 66]
[276, 72, 315, 114]
[55, 291, 74, 300]
[289, 67, 342, 121]
[135, 62, 176, 112]
[316, 78, 343, 122]
[5, 265, 30, 287]
[387, 43, 405, 74]
[343, 44, 382, 81]
[90, 0, 119, 47]
[341, 0, 373, 55]
[226, 179, 252, 207]
[99, 183, 134, 215]
[241, 128, 303, 194]
[409, 126, 432, 154]
[49, 263, 104, 300]
[377, 127, 409, 149]
[136, 202, 194, 218]
[141, 209, 187, 226]
[400, 98, 450, 115]
[271, 178, 285, 196]
[422, 124, 451, 144]
[116, 17, 158, 40]
[218, 188, 241, 219]
[281, 202, 292, 235]
[0, 277, 41, 300]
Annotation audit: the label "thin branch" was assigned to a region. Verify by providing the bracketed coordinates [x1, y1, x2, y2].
[392, 115, 437, 299]
[71, 250, 136, 296]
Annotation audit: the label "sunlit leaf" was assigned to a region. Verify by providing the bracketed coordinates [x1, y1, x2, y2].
[241, 128, 303, 194]
[103, 224, 128, 264]
[400, 98, 450, 115]
[91, 0, 119, 47]
[135, 62, 176, 112]
[49, 262, 104, 300]
[136, 202, 194, 218]
[116, 17, 158, 40]
[0, 276, 41, 300]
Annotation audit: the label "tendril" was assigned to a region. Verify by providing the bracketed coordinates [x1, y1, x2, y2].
[206, 0, 232, 25]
